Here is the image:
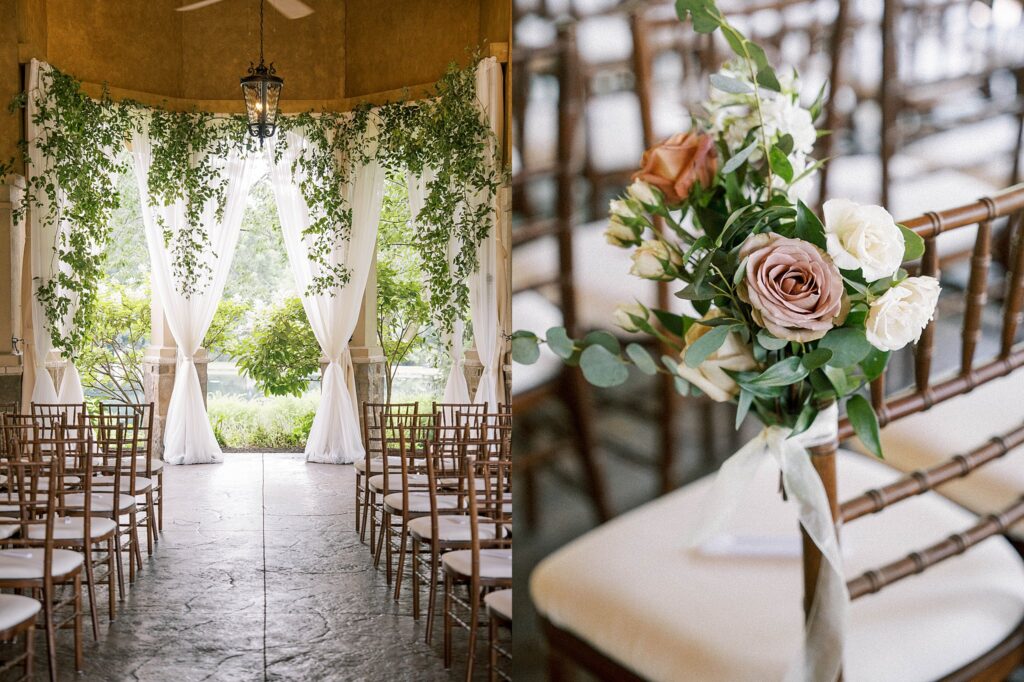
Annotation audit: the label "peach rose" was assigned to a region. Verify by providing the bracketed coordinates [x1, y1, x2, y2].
[632, 132, 718, 207]
[739, 233, 849, 342]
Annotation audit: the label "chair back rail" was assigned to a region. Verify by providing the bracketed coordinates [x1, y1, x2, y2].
[801, 185, 1024, 642]
[99, 403, 154, 478]
[385, 413, 442, 520]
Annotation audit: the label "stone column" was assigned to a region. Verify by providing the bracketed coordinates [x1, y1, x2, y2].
[144, 296, 177, 460]
[0, 177, 24, 406]
[350, 250, 385, 426]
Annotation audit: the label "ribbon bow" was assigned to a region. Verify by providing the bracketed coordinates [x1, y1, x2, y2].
[683, 403, 847, 682]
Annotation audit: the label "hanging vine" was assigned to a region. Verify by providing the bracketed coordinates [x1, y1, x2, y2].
[6, 66, 134, 358]
[274, 104, 372, 295]
[4, 54, 505, 356]
[143, 110, 254, 297]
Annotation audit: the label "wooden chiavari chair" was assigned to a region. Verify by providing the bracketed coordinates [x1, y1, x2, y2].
[513, 23, 611, 524]
[91, 410, 155, 559]
[100, 403, 161, 536]
[410, 412, 512, 645]
[67, 414, 141, 591]
[0, 437, 84, 681]
[442, 454, 512, 680]
[0, 591, 39, 682]
[484, 588, 512, 682]
[31, 403, 87, 428]
[530, 185, 1024, 680]
[360, 402, 418, 561]
[0, 403, 20, 415]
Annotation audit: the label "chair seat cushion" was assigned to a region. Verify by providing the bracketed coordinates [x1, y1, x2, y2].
[0, 548, 84, 580]
[27, 516, 117, 541]
[485, 588, 512, 621]
[408, 515, 505, 542]
[0, 594, 40, 631]
[444, 548, 512, 580]
[868, 371, 1024, 539]
[92, 475, 153, 493]
[63, 492, 136, 513]
[383, 492, 458, 514]
[368, 473, 427, 493]
[137, 457, 163, 473]
[530, 449, 1024, 682]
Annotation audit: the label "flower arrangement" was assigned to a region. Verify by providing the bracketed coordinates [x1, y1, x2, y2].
[511, 0, 940, 457]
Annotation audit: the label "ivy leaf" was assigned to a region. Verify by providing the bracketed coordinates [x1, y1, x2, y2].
[580, 345, 629, 387]
[626, 343, 658, 375]
[899, 224, 925, 262]
[546, 327, 574, 359]
[819, 327, 872, 368]
[684, 324, 735, 368]
[847, 394, 883, 458]
[511, 333, 540, 365]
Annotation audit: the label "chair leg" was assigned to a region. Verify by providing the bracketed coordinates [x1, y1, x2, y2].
[114, 526, 126, 600]
[361, 485, 372, 545]
[157, 473, 164, 532]
[411, 537, 420, 619]
[354, 474, 362, 536]
[145, 491, 156, 556]
[83, 545, 100, 640]
[42, 586, 57, 682]
[385, 517, 394, 586]
[368, 491, 378, 556]
[107, 537, 117, 620]
[566, 370, 611, 522]
[443, 572, 453, 669]
[425, 549, 440, 645]
[73, 573, 83, 671]
[130, 510, 143, 576]
[24, 622, 34, 679]
[489, 616, 498, 682]
[394, 519, 409, 601]
[465, 588, 480, 682]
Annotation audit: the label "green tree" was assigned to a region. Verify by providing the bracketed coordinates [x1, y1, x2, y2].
[77, 284, 150, 404]
[377, 173, 433, 402]
[234, 297, 320, 397]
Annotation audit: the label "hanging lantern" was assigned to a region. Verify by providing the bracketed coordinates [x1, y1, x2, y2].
[240, 0, 282, 145]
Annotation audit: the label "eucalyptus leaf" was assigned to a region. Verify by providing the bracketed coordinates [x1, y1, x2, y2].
[580, 345, 629, 388]
[819, 328, 872, 368]
[710, 73, 753, 94]
[801, 348, 832, 371]
[511, 335, 540, 365]
[735, 389, 754, 430]
[584, 330, 621, 355]
[860, 347, 890, 381]
[721, 142, 758, 174]
[756, 329, 789, 351]
[749, 356, 808, 387]
[684, 325, 734, 368]
[546, 327, 574, 359]
[626, 343, 659, 375]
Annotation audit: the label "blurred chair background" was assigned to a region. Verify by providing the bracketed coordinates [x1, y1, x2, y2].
[511, 0, 1024, 676]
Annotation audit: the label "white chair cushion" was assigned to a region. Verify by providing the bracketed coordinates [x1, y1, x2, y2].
[26, 516, 117, 541]
[0, 548, 84, 580]
[383, 492, 458, 514]
[0, 594, 40, 630]
[485, 588, 513, 621]
[408, 515, 504, 542]
[354, 456, 402, 474]
[531, 449, 1024, 682]
[0, 524, 17, 540]
[63, 492, 136, 513]
[141, 457, 164, 473]
[443, 548, 512, 580]
[866, 371, 1024, 539]
[368, 473, 429, 493]
[92, 475, 153, 492]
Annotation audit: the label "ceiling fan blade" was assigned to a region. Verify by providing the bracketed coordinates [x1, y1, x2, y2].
[268, 0, 314, 19]
[175, 0, 226, 11]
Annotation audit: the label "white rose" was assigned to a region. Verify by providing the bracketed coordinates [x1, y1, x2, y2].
[627, 180, 658, 207]
[609, 198, 637, 220]
[676, 312, 757, 402]
[629, 240, 680, 280]
[604, 217, 639, 247]
[823, 198, 905, 282]
[613, 303, 648, 333]
[865, 276, 941, 351]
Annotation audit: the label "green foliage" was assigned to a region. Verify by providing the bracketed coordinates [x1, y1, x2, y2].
[847, 393, 883, 458]
[376, 173, 434, 402]
[226, 179, 295, 303]
[12, 67, 135, 358]
[234, 297, 321, 398]
[77, 284, 150, 404]
[207, 393, 318, 450]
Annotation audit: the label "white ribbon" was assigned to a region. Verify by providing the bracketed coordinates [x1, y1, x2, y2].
[683, 403, 847, 682]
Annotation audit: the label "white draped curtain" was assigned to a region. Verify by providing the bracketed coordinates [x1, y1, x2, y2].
[131, 126, 257, 465]
[468, 57, 504, 409]
[407, 167, 470, 404]
[268, 120, 385, 464]
[26, 59, 85, 405]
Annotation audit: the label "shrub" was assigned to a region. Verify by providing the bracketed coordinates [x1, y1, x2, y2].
[207, 393, 318, 450]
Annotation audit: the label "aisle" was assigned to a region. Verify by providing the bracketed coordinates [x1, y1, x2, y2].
[48, 453, 465, 681]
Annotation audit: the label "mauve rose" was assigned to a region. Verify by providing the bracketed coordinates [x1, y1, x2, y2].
[632, 132, 717, 206]
[739, 233, 849, 342]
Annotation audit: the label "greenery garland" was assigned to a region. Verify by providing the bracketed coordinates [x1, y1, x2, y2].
[2, 55, 504, 357]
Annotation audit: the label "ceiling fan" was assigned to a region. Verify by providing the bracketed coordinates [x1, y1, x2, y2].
[176, 0, 313, 20]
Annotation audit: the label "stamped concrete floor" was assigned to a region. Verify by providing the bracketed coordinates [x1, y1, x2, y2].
[36, 453, 486, 682]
